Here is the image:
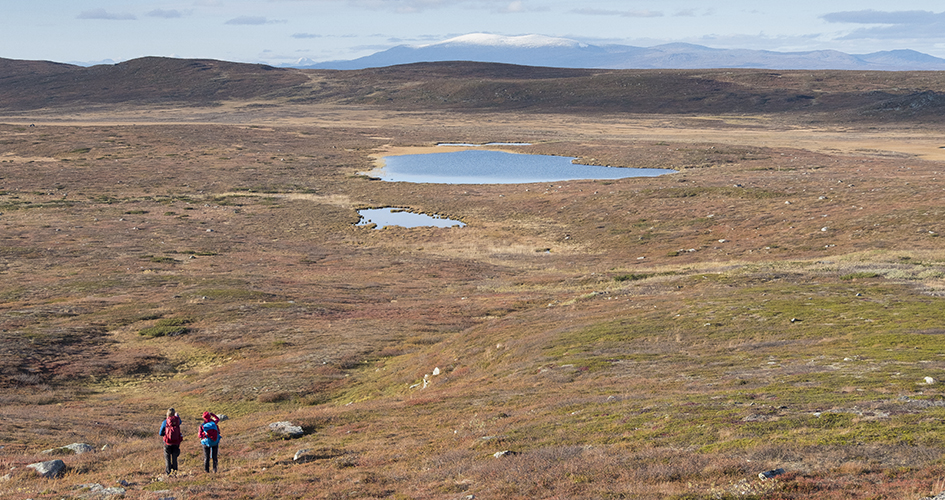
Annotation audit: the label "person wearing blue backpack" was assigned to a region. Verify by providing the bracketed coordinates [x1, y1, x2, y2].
[198, 411, 222, 473]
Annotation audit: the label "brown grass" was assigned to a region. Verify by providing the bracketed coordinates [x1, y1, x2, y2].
[3, 65, 945, 498]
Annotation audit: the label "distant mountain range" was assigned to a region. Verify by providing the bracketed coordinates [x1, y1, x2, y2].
[292, 34, 945, 71]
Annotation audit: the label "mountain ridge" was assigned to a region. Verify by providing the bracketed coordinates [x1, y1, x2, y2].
[293, 34, 945, 71]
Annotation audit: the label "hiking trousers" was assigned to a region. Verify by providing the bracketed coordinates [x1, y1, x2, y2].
[203, 444, 218, 472]
[164, 444, 180, 474]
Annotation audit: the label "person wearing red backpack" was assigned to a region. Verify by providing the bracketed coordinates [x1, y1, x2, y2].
[198, 411, 221, 473]
[159, 408, 183, 475]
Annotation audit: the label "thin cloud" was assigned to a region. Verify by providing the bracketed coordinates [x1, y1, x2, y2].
[292, 33, 324, 39]
[571, 8, 663, 18]
[146, 9, 184, 19]
[225, 16, 288, 25]
[496, 1, 548, 13]
[822, 10, 945, 40]
[822, 10, 934, 25]
[77, 8, 136, 20]
[338, 0, 529, 14]
[500, 1, 525, 13]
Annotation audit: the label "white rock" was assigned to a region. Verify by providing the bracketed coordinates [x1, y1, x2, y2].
[269, 421, 304, 439]
[27, 459, 66, 478]
[66, 443, 95, 454]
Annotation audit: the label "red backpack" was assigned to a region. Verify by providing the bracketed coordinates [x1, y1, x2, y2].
[163, 416, 182, 445]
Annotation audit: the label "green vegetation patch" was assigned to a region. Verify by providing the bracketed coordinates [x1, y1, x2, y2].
[143, 255, 180, 264]
[194, 288, 273, 301]
[139, 317, 192, 338]
[840, 271, 882, 280]
[614, 273, 651, 282]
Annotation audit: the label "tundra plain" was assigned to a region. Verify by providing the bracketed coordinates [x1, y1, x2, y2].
[3, 59, 945, 499]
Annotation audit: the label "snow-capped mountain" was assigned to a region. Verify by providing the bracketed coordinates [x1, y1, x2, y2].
[422, 34, 588, 49]
[291, 33, 945, 71]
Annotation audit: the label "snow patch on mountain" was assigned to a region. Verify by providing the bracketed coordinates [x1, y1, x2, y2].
[422, 33, 587, 49]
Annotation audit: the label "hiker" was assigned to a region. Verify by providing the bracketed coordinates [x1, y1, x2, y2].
[159, 408, 183, 475]
[198, 411, 222, 473]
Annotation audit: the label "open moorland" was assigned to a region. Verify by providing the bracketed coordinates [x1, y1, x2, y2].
[3, 57, 945, 499]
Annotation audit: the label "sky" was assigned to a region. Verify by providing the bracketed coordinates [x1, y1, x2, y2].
[4, 1, 945, 66]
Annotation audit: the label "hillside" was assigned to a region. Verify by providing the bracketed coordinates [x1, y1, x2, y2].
[0, 57, 307, 110]
[2, 57, 945, 499]
[2, 57, 945, 122]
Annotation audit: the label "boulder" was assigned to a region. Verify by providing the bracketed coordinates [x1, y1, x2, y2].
[493, 450, 518, 458]
[269, 421, 304, 439]
[42, 442, 94, 456]
[67, 443, 96, 454]
[758, 468, 785, 480]
[27, 459, 66, 478]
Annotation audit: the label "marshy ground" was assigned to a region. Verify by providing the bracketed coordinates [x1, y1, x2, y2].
[3, 95, 945, 498]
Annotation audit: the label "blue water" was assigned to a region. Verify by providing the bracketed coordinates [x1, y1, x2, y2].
[356, 208, 465, 229]
[437, 142, 533, 147]
[364, 150, 674, 184]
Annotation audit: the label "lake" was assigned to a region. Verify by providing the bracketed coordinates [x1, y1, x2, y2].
[356, 208, 465, 229]
[363, 149, 675, 184]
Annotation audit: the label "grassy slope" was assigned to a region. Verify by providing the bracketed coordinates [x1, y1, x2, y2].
[1, 62, 945, 498]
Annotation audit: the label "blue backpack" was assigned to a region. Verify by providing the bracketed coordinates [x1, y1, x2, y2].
[201, 421, 221, 446]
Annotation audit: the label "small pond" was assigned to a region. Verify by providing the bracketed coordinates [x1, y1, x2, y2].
[363, 149, 675, 184]
[356, 208, 465, 229]
[437, 142, 533, 147]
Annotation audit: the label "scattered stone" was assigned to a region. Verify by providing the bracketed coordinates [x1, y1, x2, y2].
[269, 421, 304, 439]
[432, 367, 440, 376]
[42, 442, 94, 455]
[27, 459, 66, 478]
[293, 449, 310, 461]
[68, 443, 95, 454]
[758, 468, 785, 480]
[75, 483, 127, 498]
[925, 376, 936, 385]
[493, 450, 518, 458]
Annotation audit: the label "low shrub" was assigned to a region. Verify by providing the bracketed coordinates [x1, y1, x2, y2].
[138, 318, 192, 338]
